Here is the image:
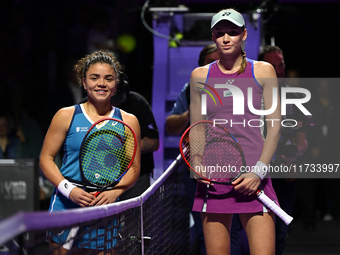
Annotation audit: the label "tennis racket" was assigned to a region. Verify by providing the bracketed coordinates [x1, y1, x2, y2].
[80, 117, 137, 197]
[179, 120, 293, 225]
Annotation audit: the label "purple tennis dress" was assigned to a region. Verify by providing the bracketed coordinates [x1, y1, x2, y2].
[192, 59, 279, 214]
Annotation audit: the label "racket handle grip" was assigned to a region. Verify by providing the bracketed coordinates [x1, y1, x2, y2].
[63, 226, 79, 250]
[93, 191, 100, 197]
[202, 182, 210, 213]
[257, 190, 293, 225]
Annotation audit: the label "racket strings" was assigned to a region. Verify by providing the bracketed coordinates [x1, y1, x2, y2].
[181, 122, 245, 183]
[202, 138, 243, 182]
[80, 122, 136, 186]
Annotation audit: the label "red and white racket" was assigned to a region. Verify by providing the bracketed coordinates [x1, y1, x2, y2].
[179, 120, 293, 225]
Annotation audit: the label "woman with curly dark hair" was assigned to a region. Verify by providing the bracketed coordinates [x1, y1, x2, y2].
[40, 50, 141, 254]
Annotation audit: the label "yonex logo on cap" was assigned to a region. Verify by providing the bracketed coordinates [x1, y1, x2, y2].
[211, 9, 245, 28]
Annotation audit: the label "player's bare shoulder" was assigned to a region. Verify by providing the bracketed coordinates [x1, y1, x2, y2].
[253, 60, 276, 79]
[121, 110, 140, 131]
[56, 106, 76, 117]
[121, 109, 137, 122]
[191, 64, 210, 79]
[52, 106, 75, 129]
[191, 65, 210, 91]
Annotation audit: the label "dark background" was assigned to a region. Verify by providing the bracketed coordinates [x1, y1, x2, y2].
[0, 0, 339, 130]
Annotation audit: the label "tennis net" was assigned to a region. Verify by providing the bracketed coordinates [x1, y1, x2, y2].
[0, 154, 190, 255]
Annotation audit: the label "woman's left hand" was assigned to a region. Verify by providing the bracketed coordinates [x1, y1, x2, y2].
[232, 173, 261, 195]
[89, 190, 120, 206]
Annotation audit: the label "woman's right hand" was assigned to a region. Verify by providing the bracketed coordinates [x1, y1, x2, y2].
[232, 172, 261, 196]
[69, 187, 95, 207]
[194, 173, 213, 185]
[196, 178, 212, 185]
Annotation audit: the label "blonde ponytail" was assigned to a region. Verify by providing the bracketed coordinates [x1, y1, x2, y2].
[237, 49, 247, 75]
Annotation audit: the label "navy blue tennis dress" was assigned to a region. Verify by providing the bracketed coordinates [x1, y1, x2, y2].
[49, 104, 122, 250]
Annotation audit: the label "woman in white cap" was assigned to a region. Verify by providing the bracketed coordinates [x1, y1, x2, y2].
[190, 8, 281, 255]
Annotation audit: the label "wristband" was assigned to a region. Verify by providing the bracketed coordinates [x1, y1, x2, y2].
[251, 161, 268, 180]
[58, 179, 76, 199]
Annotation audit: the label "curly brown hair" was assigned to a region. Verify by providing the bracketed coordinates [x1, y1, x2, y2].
[74, 50, 123, 86]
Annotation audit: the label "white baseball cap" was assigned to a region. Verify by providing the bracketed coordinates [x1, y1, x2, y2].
[211, 10, 245, 29]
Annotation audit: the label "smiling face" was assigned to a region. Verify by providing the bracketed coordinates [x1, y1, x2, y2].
[212, 20, 246, 55]
[83, 63, 117, 103]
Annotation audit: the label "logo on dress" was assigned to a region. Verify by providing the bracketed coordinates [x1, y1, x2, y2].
[223, 80, 234, 97]
[223, 90, 232, 97]
[76, 127, 88, 132]
[96, 120, 109, 129]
